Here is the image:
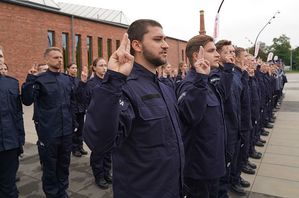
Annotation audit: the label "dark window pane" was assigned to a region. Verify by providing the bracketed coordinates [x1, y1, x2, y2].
[87, 36, 93, 67]
[62, 33, 69, 71]
[48, 31, 55, 47]
[75, 34, 82, 75]
[116, 40, 120, 49]
[98, 37, 103, 57]
[107, 38, 112, 59]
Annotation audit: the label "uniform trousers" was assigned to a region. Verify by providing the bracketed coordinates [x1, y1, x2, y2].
[0, 148, 19, 198]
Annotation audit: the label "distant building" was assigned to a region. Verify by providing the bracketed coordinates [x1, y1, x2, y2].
[0, 0, 187, 83]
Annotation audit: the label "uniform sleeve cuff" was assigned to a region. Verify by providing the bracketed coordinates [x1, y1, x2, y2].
[102, 70, 127, 90]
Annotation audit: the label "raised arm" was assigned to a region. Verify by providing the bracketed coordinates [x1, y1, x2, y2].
[83, 33, 135, 155]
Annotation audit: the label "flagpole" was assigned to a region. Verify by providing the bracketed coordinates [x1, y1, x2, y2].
[213, 0, 225, 41]
[217, 0, 225, 13]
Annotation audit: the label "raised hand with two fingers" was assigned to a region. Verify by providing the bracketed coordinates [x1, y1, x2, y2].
[193, 46, 210, 75]
[108, 33, 134, 76]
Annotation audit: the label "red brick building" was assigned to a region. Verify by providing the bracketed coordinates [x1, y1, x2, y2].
[0, 0, 187, 83]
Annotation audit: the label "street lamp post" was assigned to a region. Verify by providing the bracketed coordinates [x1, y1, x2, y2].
[253, 11, 280, 56]
[290, 48, 293, 71]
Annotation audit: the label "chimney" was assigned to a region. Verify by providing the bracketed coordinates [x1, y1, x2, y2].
[199, 10, 206, 35]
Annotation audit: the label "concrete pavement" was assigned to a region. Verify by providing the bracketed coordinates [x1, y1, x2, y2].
[18, 101, 113, 197]
[17, 73, 299, 198]
[232, 73, 299, 198]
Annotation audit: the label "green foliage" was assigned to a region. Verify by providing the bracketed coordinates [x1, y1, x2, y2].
[269, 34, 291, 64]
[292, 47, 299, 70]
[247, 34, 299, 69]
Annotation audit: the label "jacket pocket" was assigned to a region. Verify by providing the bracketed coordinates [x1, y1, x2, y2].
[134, 105, 167, 150]
[139, 105, 167, 120]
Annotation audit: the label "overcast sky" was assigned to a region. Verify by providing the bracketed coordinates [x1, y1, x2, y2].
[57, 0, 299, 49]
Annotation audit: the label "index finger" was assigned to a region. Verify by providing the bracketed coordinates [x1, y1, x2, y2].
[119, 33, 129, 51]
[32, 63, 37, 70]
[198, 46, 204, 59]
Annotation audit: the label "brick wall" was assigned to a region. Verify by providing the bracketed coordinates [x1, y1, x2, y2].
[0, 1, 187, 84]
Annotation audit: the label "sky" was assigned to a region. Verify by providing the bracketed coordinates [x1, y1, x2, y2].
[57, 0, 299, 49]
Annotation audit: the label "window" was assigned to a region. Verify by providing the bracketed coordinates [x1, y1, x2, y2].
[116, 40, 120, 49]
[48, 31, 55, 47]
[75, 34, 82, 74]
[181, 49, 185, 62]
[62, 33, 69, 71]
[87, 36, 93, 66]
[107, 39, 112, 59]
[98, 37, 103, 57]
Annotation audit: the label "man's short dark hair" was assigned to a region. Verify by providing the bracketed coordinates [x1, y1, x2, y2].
[127, 19, 163, 55]
[235, 47, 246, 58]
[215, 40, 232, 53]
[186, 35, 214, 66]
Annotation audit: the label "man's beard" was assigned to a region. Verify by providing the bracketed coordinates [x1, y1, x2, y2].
[143, 45, 167, 67]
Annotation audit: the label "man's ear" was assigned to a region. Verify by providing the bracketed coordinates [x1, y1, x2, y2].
[192, 51, 199, 63]
[131, 40, 142, 53]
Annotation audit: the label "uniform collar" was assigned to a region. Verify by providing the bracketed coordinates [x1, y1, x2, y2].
[93, 74, 103, 82]
[131, 62, 158, 83]
[47, 69, 60, 75]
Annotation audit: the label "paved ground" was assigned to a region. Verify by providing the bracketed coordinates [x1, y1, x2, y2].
[18, 106, 113, 198]
[17, 73, 299, 198]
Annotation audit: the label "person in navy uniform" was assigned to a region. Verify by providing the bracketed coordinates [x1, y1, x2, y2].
[0, 46, 25, 198]
[227, 47, 253, 196]
[22, 47, 76, 198]
[247, 61, 262, 161]
[82, 57, 112, 189]
[176, 35, 231, 198]
[214, 41, 251, 197]
[66, 63, 88, 158]
[159, 62, 176, 89]
[83, 19, 185, 198]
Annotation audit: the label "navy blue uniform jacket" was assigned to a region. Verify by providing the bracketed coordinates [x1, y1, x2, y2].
[176, 68, 226, 180]
[83, 63, 185, 198]
[0, 75, 25, 152]
[219, 65, 243, 145]
[249, 76, 261, 124]
[22, 70, 75, 141]
[70, 76, 86, 114]
[240, 71, 252, 134]
[83, 75, 103, 108]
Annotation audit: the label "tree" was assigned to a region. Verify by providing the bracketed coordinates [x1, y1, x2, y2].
[292, 47, 299, 70]
[269, 34, 291, 65]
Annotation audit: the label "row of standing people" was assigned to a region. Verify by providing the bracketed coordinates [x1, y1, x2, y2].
[157, 38, 287, 197]
[0, 18, 287, 198]
[23, 53, 114, 196]
[67, 59, 113, 189]
[0, 45, 112, 197]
